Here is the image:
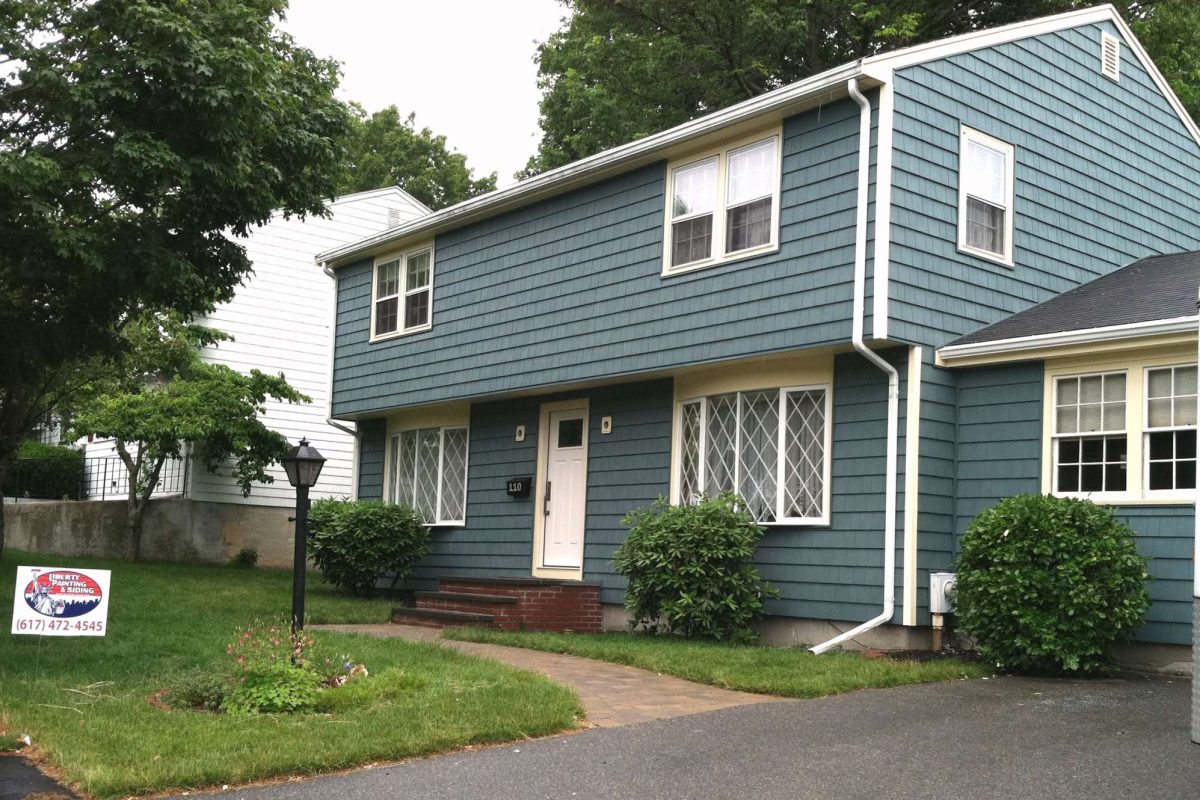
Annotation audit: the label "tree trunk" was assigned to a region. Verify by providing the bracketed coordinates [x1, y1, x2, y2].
[0, 458, 9, 560]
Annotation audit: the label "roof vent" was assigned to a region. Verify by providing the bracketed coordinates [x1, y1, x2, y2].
[1101, 32, 1120, 82]
[387, 207, 403, 228]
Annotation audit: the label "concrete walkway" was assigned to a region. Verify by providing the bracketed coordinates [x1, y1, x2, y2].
[314, 624, 778, 727]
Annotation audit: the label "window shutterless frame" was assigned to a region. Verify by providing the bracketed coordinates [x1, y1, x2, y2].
[662, 129, 782, 276]
[369, 242, 435, 342]
[1143, 363, 1198, 497]
[1050, 370, 1129, 500]
[957, 126, 1015, 267]
[385, 425, 469, 526]
[675, 384, 831, 525]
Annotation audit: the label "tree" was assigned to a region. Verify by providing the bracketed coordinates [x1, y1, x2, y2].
[0, 0, 350, 556]
[522, 1, 1190, 176]
[71, 314, 308, 560]
[336, 105, 497, 209]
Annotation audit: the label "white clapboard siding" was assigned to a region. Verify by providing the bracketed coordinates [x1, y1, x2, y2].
[187, 188, 428, 506]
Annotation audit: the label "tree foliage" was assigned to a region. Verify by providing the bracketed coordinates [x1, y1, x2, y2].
[71, 314, 308, 559]
[523, 0, 1195, 175]
[336, 105, 497, 210]
[0, 0, 349, 554]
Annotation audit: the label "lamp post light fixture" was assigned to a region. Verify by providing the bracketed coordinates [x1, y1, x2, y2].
[281, 438, 325, 635]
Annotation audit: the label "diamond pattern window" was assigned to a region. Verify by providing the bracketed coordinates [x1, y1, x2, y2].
[387, 426, 468, 524]
[678, 386, 829, 523]
[372, 245, 434, 338]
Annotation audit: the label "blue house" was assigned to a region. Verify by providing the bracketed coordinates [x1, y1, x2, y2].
[320, 5, 1200, 661]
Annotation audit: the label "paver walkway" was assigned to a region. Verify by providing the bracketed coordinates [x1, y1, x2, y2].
[314, 624, 779, 727]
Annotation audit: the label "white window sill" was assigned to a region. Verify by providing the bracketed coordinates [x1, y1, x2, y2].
[1052, 492, 1194, 506]
[957, 243, 1013, 268]
[370, 323, 432, 344]
[761, 517, 830, 527]
[662, 242, 779, 278]
[427, 521, 466, 529]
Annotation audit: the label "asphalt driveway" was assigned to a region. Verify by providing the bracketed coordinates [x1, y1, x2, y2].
[199, 673, 1197, 800]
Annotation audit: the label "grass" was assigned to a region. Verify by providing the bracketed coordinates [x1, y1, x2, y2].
[0, 550, 581, 798]
[444, 628, 992, 698]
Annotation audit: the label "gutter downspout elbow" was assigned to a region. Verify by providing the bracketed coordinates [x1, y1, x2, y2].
[321, 261, 358, 440]
[810, 78, 899, 655]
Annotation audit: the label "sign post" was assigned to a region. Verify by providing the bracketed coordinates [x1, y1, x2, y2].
[11, 565, 110, 636]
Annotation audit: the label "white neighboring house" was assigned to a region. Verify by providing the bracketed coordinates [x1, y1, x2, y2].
[81, 187, 430, 505]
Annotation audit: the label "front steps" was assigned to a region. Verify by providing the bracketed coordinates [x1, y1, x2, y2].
[391, 576, 603, 632]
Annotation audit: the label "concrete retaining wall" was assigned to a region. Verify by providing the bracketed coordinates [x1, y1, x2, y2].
[4, 497, 295, 567]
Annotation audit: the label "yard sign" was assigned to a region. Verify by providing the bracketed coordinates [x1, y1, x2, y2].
[11, 565, 111, 636]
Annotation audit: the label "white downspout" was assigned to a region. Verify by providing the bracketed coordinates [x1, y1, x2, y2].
[1191, 286, 1199, 744]
[322, 262, 360, 500]
[810, 78, 900, 654]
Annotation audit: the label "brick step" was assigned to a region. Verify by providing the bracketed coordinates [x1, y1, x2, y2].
[391, 607, 496, 628]
[415, 590, 519, 605]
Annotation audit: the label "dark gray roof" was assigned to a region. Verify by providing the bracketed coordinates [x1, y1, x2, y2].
[946, 252, 1200, 348]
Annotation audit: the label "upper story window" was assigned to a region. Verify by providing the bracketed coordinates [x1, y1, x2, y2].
[664, 132, 781, 275]
[372, 244, 433, 340]
[958, 126, 1014, 266]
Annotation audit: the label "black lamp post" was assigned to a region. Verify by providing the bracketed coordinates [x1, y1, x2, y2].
[281, 438, 325, 635]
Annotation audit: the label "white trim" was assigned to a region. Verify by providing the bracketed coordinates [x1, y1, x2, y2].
[902, 346, 922, 627]
[323, 7, 1194, 270]
[957, 126, 1015, 267]
[937, 316, 1200, 365]
[872, 79, 895, 340]
[661, 130, 783, 276]
[369, 242, 435, 342]
[532, 399, 590, 579]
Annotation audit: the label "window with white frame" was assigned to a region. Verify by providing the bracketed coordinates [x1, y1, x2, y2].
[373, 246, 433, 338]
[678, 386, 829, 523]
[666, 134, 780, 272]
[1145, 365, 1197, 492]
[386, 426, 468, 524]
[1052, 372, 1128, 495]
[958, 127, 1014, 264]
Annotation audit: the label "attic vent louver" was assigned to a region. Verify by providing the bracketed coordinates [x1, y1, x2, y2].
[1101, 32, 1120, 81]
[387, 207, 403, 228]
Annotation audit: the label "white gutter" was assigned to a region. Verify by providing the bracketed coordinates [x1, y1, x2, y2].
[321, 262, 358, 442]
[810, 79, 899, 655]
[937, 315, 1200, 366]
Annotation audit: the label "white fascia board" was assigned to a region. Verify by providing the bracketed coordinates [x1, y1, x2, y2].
[936, 315, 1200, 365]
[318, 62, 867, 266]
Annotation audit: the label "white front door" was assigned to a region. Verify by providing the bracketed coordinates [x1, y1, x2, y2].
[540, 407, 588, 568]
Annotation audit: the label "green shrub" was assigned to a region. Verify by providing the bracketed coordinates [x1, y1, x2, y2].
[7, 440, 85, 499]
[222, 661, 321, 715]
[162, 669, 228, 712]
[614, 494, 778, 643]
[955, 494, 1150, 674]
[228, 547, 259, 569]
[307, 499, 431, 596]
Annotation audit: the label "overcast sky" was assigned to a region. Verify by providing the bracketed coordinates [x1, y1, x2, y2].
[281, 0, 567, 188]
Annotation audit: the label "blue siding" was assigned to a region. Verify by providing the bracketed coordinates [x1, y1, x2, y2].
[355, 419, 386, 500]
[399, 379, 673, 601]
[890, 22, 1200, 349]
[949, 362, 1193, 645]
[332, 98, 868, 417]
[759, 351, 906, 624]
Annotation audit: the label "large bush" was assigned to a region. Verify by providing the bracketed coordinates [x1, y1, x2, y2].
[307, 499, 431, 596]
[614, 494, 778, 643]
[6, 440, 85, 499]
[955, 494, 1150, 674]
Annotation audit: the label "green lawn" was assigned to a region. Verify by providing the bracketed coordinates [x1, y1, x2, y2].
[0, 550, 581, 798]
[445, 628, 991, 698]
